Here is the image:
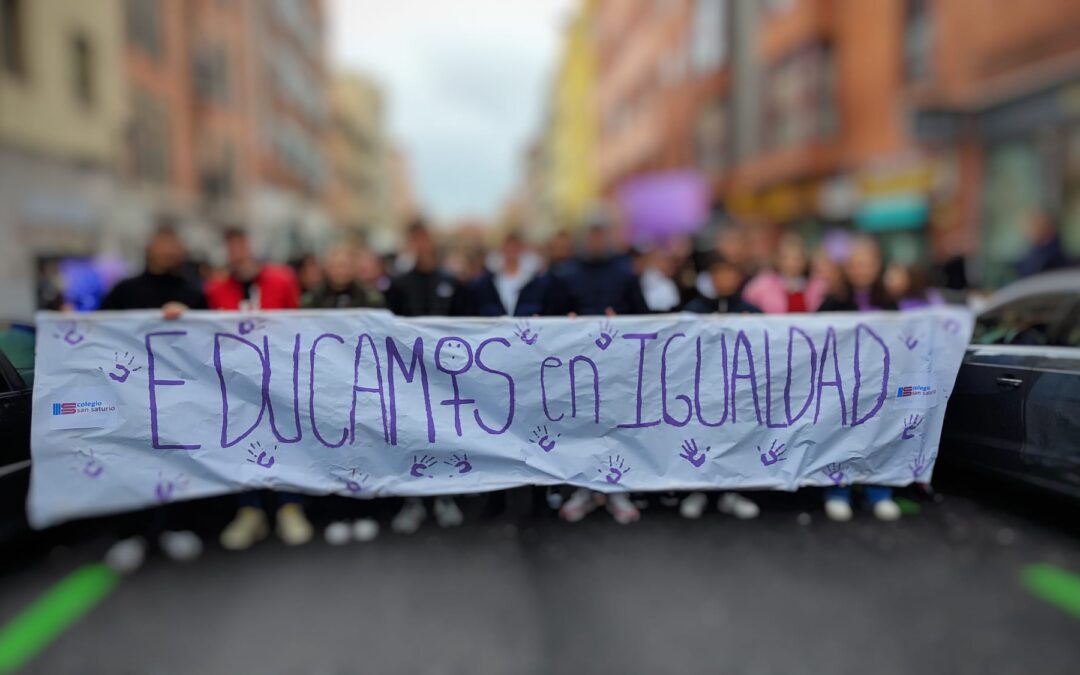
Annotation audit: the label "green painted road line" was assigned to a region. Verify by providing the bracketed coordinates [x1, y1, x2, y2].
[0, 564, 119, 674]
[1022, 563, 1080, 621]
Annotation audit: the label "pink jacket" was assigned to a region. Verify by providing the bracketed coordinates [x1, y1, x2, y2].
[743, 271, 827, 314]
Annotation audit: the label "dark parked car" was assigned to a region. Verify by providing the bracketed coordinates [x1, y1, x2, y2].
[941, 270, 1080, 497]
[0, 321, 33, 541]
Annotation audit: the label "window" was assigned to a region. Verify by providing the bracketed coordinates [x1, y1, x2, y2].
[974, 292, 1080, 347]
[130, 92, 171, 184]
[763, 43, 836, 150]
[70, 32, 94, 107]
[125, 0, 162, 59]
[903, 0, 933, 82]
[193, 43, 230, 104]
[0, 322, 35, 389]
[691, 0, 727, 74]
[1, 0, 25, 77]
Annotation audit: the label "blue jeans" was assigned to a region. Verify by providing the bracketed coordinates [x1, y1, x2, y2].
[824, 485, 892, 505]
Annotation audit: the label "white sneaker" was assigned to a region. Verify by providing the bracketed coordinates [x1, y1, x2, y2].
[352, 518, 380, 542]
[276, 503, 313, 546]
[158, 530, 202, 562]
[324, 521, 352, 546]
[824, 498, 854, 522]
[607, 493, 640, 524]
[391, 498, 427, 534]
[559, 489, 597, 523]
[719, 492, 760, 520]
[679, 492, 708, 519]
[220, 507, 269, 551]
[873, 499, 902, 522]
[105, 536, 146, 574]
[433, 497, 464, 528]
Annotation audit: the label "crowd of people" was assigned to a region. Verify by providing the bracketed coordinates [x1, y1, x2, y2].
[97, 213, 962, 573]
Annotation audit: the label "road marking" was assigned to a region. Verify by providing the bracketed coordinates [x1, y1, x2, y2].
[0, 564, 119, 674]
[1022, 563, 1080, 620]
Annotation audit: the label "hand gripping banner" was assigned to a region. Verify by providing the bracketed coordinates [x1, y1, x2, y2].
[28, 308, 972, 527]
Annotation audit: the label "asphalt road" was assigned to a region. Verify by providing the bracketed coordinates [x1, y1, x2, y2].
[2, 483, 1080, 675]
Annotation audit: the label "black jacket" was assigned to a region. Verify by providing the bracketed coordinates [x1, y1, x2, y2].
[683, 295, 761, 315]
[468, 270, 572, 317]
[385, 268, 469, 317]
[100, 271, 207, 310]
[558, 256, 648, 316]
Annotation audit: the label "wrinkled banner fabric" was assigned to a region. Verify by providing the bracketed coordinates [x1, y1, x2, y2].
[29, 308, 972, 527]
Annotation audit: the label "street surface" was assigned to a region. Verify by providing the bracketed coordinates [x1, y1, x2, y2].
[2, 480, 1079, 675]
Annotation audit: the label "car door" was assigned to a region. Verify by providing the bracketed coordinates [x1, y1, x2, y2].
[0, 323, 34, 469]
[942, 291, 1077, 476]
[1017, 298, 1080, 496]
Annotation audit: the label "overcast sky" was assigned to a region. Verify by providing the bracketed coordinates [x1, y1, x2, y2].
[329, 0, 575, 225]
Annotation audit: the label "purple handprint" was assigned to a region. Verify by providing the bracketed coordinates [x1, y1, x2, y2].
[758, 440, 788, 467]
[901, 414, 924, 440]
[599, 455, 630, 484]
[679, 438, 708, 468]
[246, 441, 276, 468]
[154, 473, 187, 503]
[80, 449, 103, 478]
[942, 318, 961, 335]
[530, 425, 561, 453]
[513, 320, 540, 346]
[52, 322, 86, 346]
[98, 351, 142, 384]
[343, 468, 369, 494]
[594, 321, 618, 351]
[900, 333, 919, 350]
[238, 317, 267, 336]
[444, 453, 473, 476]
[909, 449, 934, 480]
[822, 462, 847, 486]
[410, 454, 436, 478]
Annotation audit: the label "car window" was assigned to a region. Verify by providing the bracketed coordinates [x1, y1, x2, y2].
[973, 292, 1080, 347]
[1058, 299, 1080, 348]
[0, 323, 35, 389]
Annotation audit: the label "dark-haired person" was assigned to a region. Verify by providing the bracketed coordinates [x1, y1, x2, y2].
[817, 236, 901, 522]
[385, 221, 469, 533]
[100, 221, 207, 573]
[678, 254, 762, 521]
[203, 228, 314, 550]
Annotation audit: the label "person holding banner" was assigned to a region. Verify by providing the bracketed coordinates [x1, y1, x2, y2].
[99, 221, 208, 572]
[205, 227, 316, 549]
[558, 221, 647, 525]
[678, 253, 763, 521]
[386, 220, 469, 533]
[818, 236, 902, 522]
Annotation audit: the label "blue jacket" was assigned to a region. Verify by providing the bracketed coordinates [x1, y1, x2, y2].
[558, 256, 649, 316]
[468, 270, 572, 317]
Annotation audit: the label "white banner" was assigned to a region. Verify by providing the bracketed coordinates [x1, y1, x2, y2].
[28, 308, 973, 527]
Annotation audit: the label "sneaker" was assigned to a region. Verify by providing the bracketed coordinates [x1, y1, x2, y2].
[433, 497, 464, 528]
[276, 503, 313, 546]
[607, 493, 640, 524]
[391, 498, 427, 534]
[105, 536, 147, 574]
[352, 518, 380, 542]
[159, 530, 202, 562]
[220, 506, 269, 551]
[324, 521, 352, 546]
[559, 489, 597, 523]
[679, 492, 708, 519]
[718, 493, 760, 520]
[872, 498, 902, 522]
[824, 498, 854, 522]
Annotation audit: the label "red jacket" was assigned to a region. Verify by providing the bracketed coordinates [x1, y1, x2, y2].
[205, 264, 300, 310]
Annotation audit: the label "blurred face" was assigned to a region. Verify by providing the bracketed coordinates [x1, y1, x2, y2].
[354, 248, 382, 286]
[711, 263, 743, 297]
[717, 229, 748, 267]
[410, 229, 437, 270]
[845, 240, 882, 289]
[146, 231, 185, 273]
[584, 227, 609, 258]
[225, 234, 254, 271]
[502, 237, 523, 267]
[884, 264, 910, 299]
[777, 238, 807, 279]
[548, 232, 573, 263]
[324, 249, 353, 288]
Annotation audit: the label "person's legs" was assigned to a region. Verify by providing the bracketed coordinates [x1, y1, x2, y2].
[391, 497, 427, 534]
[274, 492, 313, 545]
[606, 492, 640, 524]
[864, 485, 900, 521]
[559, 488, 600, 522]
[679, 492, 709, 519]
[433, 496, 464, 528]
[823, 485, 853, 522]
[718, 492, 760, 519]
[220, 491, 270, 550]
